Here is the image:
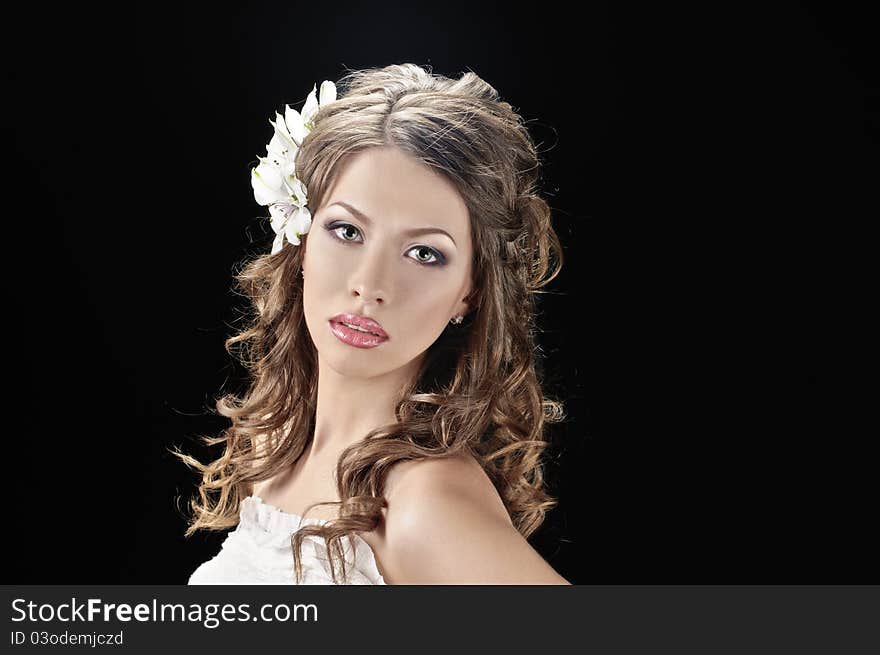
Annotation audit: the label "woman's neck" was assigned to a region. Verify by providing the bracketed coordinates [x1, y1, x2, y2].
[309, 354, 420, 457]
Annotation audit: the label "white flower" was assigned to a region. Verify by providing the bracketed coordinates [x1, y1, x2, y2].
[250, 80, 337, 253]
[267, 179, 311, 254]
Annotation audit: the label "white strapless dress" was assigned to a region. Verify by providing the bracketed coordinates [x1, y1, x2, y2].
[187, 495, 386, 585]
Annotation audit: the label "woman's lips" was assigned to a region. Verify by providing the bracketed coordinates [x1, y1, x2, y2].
[328, 320, 389, 349]
[329, 312, 388, 338]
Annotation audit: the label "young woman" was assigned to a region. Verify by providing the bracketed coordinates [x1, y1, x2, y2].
[179, 63, 570, 584]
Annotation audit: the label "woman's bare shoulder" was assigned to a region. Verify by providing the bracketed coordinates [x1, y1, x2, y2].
[376, 453, 568, 584]
[383, 453, 512, 527]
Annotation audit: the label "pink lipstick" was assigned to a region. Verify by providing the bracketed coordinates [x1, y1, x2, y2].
[328, 313, 389, 349]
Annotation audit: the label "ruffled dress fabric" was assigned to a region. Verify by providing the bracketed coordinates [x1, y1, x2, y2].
[188, 495, 386, 585]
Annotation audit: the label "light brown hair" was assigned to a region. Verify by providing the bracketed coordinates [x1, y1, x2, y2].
[173, 63, 566, 583]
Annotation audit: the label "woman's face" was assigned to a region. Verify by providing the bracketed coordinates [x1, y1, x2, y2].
[301, 145, 473, 379]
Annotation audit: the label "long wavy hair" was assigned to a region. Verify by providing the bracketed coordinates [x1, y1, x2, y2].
[173, 63, 566, 584]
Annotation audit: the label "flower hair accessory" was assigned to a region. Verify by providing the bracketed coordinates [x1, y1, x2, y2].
[250, 80, 337, 254]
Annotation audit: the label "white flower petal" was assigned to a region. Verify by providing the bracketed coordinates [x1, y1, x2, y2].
[251, 167, 287, 205]
[319, 80, 337, 107]
[255, 161, 283, 189]
[301, 83, 319, 125]
[284, 174, 301, 199]
[284, 105, 306, 147]
[291, 206, 312, 237]
[271, 114, 298, 151]
[290, 177, 308, 206]
[269, 203, 291, 234]
[267, 132, 293, 161]
[284, 219, 301, 246]
[284, 207, 311, 245]
[271, 230, 286, 255]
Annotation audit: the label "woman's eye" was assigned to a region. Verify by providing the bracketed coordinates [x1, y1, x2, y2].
[330, 223, 362, 242]
[407, 246, 441, 265]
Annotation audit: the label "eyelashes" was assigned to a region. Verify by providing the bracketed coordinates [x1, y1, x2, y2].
[323, 222, 447, 267]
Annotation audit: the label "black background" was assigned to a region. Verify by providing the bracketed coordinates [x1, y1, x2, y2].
[4, 2, 874, 583]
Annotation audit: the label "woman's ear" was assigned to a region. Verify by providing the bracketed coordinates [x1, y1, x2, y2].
[457, 288, 475, 318]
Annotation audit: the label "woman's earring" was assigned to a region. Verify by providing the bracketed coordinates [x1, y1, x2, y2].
[450, 315, 464, 325]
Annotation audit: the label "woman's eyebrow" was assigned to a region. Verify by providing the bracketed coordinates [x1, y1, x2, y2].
[328, 201, 457, 247]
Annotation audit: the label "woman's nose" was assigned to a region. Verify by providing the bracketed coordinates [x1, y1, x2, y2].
[349, 246, 392, 305]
